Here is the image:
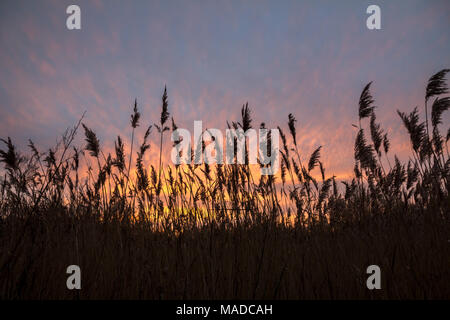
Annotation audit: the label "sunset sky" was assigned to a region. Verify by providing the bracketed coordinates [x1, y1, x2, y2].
[0, 0, 449, 179]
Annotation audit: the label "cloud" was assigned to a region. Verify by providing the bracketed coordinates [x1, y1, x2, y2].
[0, 0, 449, 179]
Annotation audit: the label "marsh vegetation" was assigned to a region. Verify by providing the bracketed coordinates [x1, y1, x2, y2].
[0, 70, 449, 299]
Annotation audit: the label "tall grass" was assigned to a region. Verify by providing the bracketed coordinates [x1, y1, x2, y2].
[0, 70, 449, 299]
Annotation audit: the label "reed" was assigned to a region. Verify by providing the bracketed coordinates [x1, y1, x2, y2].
[0, 70, 449, 299]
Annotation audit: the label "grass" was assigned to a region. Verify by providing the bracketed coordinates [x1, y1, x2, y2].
[0, 69, 449, 299]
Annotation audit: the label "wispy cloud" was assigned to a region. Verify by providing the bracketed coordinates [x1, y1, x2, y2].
[0, 0, 449, 177]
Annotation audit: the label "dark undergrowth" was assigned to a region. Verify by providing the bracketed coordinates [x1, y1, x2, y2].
[1, 202, 450, 299]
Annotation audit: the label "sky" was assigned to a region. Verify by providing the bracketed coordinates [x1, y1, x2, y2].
[0, 0, 449, 179]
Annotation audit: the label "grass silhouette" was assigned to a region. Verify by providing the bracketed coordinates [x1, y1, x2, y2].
[0, 70, 449, 299]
